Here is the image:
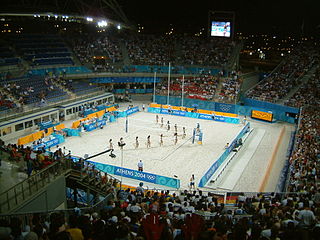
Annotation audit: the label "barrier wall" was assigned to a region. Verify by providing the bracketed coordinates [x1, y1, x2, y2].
[155, 96, 236, 114]
[90, 77, 161, 84]
[124, 65, 220, 75]
[198, 123, 250, 188]
[149, 103, 238, 118]
[90, 161, 180, 189]
[148, 106, 239, 124]
[17, 123, 65, 145]
[33, 133, 65, 151]
[238, 98, 299, 123]
[72, 106, 117, 129]
[276, 130, 296, 192]
[113, 89, 153, 94]
[155, 95, 299, 124]
[29, 66, 91, 76]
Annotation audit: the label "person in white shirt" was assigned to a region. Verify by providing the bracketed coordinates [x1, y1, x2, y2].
[138, 160, 143, 172]
[297, 204, 316, 228]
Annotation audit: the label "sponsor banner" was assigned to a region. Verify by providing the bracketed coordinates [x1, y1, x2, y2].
[198, 113, 214, 120]
[126, 106, 139, 116]
[251, 110, 273, 122]
[33, 137, 61, 151]
[91, 162, 180, 189]
[84, 119, 106, 132]
[160, 109, 169, 114]
[114, 167, 157, 184]
[149, 107, 239, 124]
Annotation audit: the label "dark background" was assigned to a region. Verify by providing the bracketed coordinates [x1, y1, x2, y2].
[120, 0, 317, 35]
[1, 0, 318, 35]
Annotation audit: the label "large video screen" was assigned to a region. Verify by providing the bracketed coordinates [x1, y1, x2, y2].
[251, 110, 273, 122]
[211, 21, 231, 37]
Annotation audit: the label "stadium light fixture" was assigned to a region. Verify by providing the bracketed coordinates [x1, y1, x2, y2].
[97, 20, 108, 27]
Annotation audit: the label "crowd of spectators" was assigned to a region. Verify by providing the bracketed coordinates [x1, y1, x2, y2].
[2, 185, 320, 240]
[284, 65, 320, 108]
[247, 45, 318, 103]
[70, 33, 234, 70]
[156, 75, 220, 101]
[286, 106, 320, 194]
[217, 71, 242, 103]
[72, 34, 123, 68]
[125, 35, 174, 66]
[179, 37, 233, 68]
[0, 76, 59, 107]
[0, 141, 66, 178]
[0, 89, 16, 110]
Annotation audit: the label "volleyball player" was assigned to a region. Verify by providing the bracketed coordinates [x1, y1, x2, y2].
[160, 134, 163, 146]
[147, 135, 151, 148]
[174, 132, 178, 145]
[109, 139, 113, 150]
[182, 127, 186, 139]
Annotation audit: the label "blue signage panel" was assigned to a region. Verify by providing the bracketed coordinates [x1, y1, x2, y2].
[126, 106, 139, 116]
[33, 136, 63, 151]
[84, 119, 106, 132]
[90, 162, 180, 189]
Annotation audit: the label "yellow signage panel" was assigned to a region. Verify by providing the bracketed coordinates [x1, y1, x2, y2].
[251, 110, 273, 122]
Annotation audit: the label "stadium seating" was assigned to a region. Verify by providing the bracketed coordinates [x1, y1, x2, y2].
[284, 65, 320, 108]
[71, 34, 122, 67]
[246, 44, 318, 103]
[10, 34, 74, 66]
[156, 75, 220, 101]
[59, 78, 101, 96]
[1, 76, 69, 105]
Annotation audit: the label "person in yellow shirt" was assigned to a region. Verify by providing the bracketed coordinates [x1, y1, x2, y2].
[66, 215, 84, 240]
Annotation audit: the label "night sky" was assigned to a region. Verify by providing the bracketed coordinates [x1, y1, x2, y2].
[120, 0, 318, 35]
[2, 0, 318, 35]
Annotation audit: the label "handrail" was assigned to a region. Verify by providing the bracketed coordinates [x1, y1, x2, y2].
[0, 156, 120, 214]
[0, 159, 71, 213]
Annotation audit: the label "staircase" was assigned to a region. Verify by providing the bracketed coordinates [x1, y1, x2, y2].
[227, 41, 243, 70]
[120, 40, 130, 65]
[213, 77, 225, 102]
[173, 40, 183, 65]
[0, 157, 119, 214]
[53, 81, 76, 99]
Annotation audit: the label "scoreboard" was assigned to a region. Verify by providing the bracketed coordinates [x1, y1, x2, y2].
[251, 110, 273, 122]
